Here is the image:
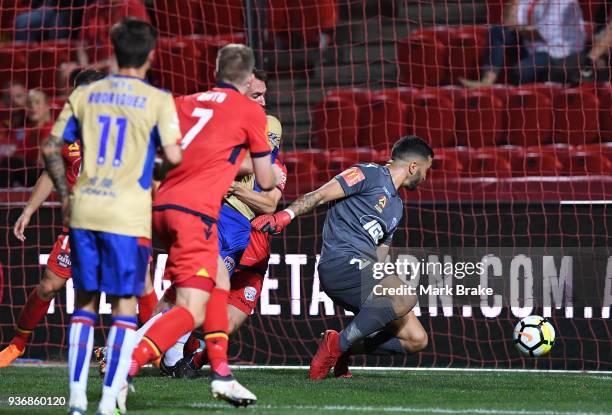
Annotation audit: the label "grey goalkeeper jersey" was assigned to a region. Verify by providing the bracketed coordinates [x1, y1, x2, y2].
[319, 163, 404, 263]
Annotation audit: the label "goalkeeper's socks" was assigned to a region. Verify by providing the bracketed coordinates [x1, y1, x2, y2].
[338, 296, 398, 352]
[98, 316, 137, 415]
[12, 288, 52, 350]
[137, 290, 159, 325]
[203, 288, 231, 377]
[68, 309, 97, 410]
[351, 332, 406, 355]
[163, 331, 191, 367]
[130, 306, 195, 375]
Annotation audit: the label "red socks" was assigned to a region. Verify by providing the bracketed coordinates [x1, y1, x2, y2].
[12, 288, 52, 350]
[130, 306, 194, 374]
[183, 333, 201, 357]
[137, 290, 158, 324]
[203, 288, 231, 377]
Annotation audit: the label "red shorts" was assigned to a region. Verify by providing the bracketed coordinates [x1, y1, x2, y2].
[227, 230, 271, 314]
[153, 208, 218, 293]
[46, 233, 72, 279]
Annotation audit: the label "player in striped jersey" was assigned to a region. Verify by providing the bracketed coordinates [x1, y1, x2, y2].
[43, 19, 182, 415]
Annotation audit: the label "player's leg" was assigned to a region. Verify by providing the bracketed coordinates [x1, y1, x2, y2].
[94, 231, 152, 415]
[130, 209, 214, 376]
[0, 234, 71, 366]
[137, 262, 158, 324]
[66, 228, 102, 414]
[310, 257, 417, 380]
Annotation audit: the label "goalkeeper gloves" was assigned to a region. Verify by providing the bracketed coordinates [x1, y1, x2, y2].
[251, 209, 294, 234]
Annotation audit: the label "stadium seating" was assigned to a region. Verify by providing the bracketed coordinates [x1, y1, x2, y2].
[506, 87, 553, 146]
[152, 0, 244, 37]
[406, 88, 456, 148]
[398, 28, 449, 87]
[362, 90, 408, 149]
[552, 88, 600, 146]
[313, 94, 360, 149]
[569, 152, 612, 175]
[512, 152, 563, 176]
[447, 25, 487, 85]
[455, 88, 505, 147]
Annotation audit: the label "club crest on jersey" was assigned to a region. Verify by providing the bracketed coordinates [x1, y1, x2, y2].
[224, 256, 235, 272]
[340, 167, 365, 187]
[244, 286, 257, 302]
[374, 195, 387, 213]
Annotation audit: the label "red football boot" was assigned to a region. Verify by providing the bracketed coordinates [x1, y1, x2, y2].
[309, 330, 343, 380]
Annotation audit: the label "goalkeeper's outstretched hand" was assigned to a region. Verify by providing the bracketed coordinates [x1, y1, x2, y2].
[251, 210, 293, 234]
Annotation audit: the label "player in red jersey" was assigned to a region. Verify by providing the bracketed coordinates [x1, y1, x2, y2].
[0, 69, 106, 367]
[129, 44, 277, 407]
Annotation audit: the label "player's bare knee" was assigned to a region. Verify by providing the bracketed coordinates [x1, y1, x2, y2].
[38, 271, 65, 300]
[389, 293, 416, 317]
[408, 330, 428, 352]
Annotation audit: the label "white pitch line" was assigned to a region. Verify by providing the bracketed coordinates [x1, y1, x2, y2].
[188, 402, 608, 415]
[10, 362, 612, 375]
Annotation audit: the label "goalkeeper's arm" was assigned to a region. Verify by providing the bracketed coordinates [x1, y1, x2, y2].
[251, 177, 346, 234]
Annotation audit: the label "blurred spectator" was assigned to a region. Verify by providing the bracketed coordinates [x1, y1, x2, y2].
[587, 18, 612, 68]
[1, 81, 27, 137]
[461, 0, 586, 87]
[14, 0, 89, 42]
[20, 89, 52, 165]
[55, 61, 81, 98]
[77, 0, 150, 65]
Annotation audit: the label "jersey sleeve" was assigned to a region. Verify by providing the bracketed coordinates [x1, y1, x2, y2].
[275, 160, 288, 192]
[381, 230, 394, 246]
[335, 165, 367, 196]
[50, 98, 79, 143]
[245, 106, 271, 158]
[156, 93, 182, 147]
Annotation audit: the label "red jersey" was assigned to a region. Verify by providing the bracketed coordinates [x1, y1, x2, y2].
[62, 141, 81, 189]
[154, 84, 271, 219]
[274, 159, 287, 192]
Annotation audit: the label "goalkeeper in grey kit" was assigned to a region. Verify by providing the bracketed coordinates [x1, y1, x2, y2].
[252, 135, 434, 379]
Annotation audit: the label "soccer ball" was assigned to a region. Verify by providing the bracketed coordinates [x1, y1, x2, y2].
[513, 315, 556, 357]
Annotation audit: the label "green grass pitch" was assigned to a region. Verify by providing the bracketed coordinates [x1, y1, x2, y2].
[0, 366, 610, 414]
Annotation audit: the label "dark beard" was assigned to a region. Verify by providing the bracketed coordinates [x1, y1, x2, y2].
[404, 171, 422, 190]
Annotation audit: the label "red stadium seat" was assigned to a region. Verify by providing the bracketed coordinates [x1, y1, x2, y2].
[330, 148, 378, 163]
[361, 91, 407, 150]
[526, 143, 574, 173]
[464, 153, 512, 177]
[282, 149, 329, 170]
[569, 152, 612, 175]
[429, 151, 464, 179]
[398, 29, 449, 87]
[576, 143, 612, 163]
[329, 88, 374, 142]
[268, 0, 338, 46]
[151, 37, 202, 95]
[437, 146, 471, 166]
[448, 25, 487, 84]
[512, 152, 563, 176]
[406, 88, 456, 148]
[313, 94, 359, 149]
[553, 88, 600, 146]
[455, 88, 505, 147]
[153, 0, 245, 37]
[506, 88, 553, 146]
[477, 145, 525, 163]
[594, 83, 612, 140]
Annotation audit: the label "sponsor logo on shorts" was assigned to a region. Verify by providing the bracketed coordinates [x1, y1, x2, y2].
[224, 256, 235, 272]
[196, 267, 209, 278]
[56, 253, 71, 268]
[244, 286, 257, 302]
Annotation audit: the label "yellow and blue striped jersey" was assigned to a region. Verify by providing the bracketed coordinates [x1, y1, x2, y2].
[51, 75, 181, 238]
